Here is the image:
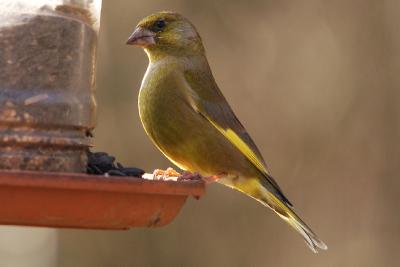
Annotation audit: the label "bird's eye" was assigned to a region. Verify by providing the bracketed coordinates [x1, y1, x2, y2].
[154, 19, 166, 30]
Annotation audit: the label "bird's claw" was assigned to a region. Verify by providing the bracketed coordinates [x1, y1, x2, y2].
[151, 168, 218, 183]
[177, 171, 202, 181]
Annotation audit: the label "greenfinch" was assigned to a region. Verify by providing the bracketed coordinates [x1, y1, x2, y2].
[127, 11, 327, 253]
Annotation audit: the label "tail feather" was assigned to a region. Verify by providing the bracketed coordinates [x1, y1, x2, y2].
[218, 176, 327, 252]
[265, 191, 327, 253]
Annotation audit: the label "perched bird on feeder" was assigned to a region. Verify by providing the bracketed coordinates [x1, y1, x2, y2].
[126, 11, 327, 253]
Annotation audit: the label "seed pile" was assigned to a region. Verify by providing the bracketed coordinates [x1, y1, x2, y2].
[87, 151, 145, 177]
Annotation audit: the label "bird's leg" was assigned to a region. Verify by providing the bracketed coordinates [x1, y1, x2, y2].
[202, 175, 220, 183]
[202, 172, 227, 183]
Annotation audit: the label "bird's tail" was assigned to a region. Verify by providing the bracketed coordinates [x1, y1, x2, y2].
[218, 176, 327, 252]
[260, 188, 327, 253]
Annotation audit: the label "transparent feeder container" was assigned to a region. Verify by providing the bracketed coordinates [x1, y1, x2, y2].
[0, 0, 102, 172]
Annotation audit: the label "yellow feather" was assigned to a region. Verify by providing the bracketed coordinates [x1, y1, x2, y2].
[207, 119, 269, 176]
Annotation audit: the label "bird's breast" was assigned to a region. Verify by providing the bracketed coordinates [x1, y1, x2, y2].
[138, 65, 193, 147]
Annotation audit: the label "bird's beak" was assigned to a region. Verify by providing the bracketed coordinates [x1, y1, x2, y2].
[126, 27, 156, 47]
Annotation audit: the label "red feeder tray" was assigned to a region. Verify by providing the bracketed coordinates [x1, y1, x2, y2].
[0, 170, 205, 229]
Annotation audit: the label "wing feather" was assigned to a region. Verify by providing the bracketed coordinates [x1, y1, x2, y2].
[182, 69, 291, 205]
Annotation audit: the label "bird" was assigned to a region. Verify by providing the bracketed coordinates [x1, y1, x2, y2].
[126, 11, 327, 253]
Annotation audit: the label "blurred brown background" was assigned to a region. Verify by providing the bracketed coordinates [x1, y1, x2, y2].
[57, 0, 400, 266]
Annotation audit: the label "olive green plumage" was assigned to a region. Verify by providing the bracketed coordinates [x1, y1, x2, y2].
[127, 11, 327, 252]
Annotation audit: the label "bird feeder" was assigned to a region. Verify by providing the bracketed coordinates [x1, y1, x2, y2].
[0, 0, 205, 229]
[0, 170, 204, 229]
[0, 0, 100, 172]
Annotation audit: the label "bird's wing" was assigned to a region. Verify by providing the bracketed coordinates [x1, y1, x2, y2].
[183, 70, 291, 205]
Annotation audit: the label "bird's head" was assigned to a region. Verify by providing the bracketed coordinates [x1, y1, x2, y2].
[127, 11, 204, 60]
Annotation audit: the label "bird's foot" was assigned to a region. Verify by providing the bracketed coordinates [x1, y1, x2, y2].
[177, 171, 202, 181]
[152, 167, 181, 181]
[148, 168, 219, 183]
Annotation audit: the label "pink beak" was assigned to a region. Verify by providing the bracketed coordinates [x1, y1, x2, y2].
[126, 27, 156, 47]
